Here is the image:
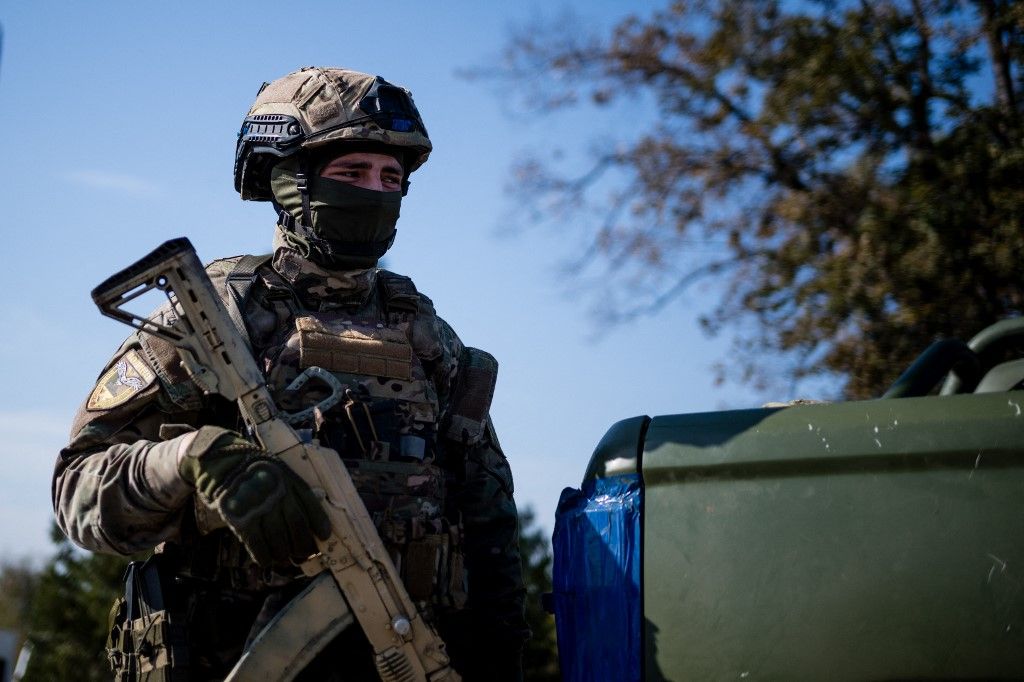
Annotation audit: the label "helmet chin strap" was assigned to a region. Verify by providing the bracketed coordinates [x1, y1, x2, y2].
[297, 157, 313, 228]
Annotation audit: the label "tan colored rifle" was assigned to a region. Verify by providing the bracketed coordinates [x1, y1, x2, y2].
[92, 237, 459, 682]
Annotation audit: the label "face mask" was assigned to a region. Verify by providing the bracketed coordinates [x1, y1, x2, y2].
[271, 160, 402, 270]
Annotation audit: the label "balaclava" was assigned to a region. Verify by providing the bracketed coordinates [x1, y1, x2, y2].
[270, 150, 403, 271]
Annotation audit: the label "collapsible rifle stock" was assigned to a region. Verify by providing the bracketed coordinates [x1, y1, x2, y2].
[92, 237, 459, 682]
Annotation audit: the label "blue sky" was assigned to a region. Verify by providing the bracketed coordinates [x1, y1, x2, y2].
[0, 1, 753, 561]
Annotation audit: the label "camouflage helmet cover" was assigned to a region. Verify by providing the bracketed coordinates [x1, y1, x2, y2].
[234, 66, 432, 200]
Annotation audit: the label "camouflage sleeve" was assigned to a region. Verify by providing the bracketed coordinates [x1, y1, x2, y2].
[453, 420, 529, 677]
[53, 319, 207, 556]
[432, 318, 528, 678]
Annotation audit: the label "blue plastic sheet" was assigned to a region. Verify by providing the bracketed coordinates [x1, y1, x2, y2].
[551, 474, 641, 682]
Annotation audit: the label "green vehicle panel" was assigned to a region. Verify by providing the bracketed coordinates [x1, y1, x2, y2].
[555, 321, 1024, 681]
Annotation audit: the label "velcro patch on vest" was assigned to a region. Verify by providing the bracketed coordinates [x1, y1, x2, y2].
[86, 349, 157, 411]
[296, 316, 413, 380]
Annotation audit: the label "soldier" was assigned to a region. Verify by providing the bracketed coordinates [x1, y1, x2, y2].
[53, 66, 528, 680]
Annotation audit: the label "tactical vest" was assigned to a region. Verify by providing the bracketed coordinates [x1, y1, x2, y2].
[174, 256, 472, 610]
[259, 267, 467, 612]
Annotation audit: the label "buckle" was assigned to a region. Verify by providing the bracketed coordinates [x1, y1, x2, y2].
[277, 209, 295, 229]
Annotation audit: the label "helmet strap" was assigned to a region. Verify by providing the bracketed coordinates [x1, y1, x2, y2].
[296, 158, 312, 228]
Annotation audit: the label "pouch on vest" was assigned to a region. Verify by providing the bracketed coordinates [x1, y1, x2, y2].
[346, 459, 467, 612]
[107, 555, 189, 681]
[444, 347, 498, 445]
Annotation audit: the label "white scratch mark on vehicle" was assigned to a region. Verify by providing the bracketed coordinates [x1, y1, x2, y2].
[988, 553, 1008, 583]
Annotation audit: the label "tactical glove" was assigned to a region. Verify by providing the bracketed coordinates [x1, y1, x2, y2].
[178, 426, 331, 566]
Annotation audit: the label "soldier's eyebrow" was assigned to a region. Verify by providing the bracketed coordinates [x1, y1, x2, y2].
[333, 160, 404, 176]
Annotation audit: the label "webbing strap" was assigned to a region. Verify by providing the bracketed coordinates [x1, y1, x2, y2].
[224, 254, 272, 350]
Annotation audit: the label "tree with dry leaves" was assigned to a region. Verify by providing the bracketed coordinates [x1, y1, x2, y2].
[479, 0, 1024, 398]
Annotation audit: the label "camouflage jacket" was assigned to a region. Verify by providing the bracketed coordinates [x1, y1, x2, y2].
[53, 244, 527, 678]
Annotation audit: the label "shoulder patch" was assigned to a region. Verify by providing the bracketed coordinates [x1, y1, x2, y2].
[86, 349, 157, 411]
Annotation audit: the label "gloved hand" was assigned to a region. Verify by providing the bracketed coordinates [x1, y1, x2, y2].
[178, 425, 331, 566]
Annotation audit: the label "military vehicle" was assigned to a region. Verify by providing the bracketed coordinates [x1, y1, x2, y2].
[549, 319, 1024, 681]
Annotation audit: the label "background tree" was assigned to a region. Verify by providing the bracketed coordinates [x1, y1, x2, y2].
[20, 525, 129, 681]
[0, 556, 39, 674]
[477, 0, 1024, 398]
[518, 508, 560, 681]
[0, 559, 38, 635]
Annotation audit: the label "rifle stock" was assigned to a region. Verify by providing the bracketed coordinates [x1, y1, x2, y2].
[92, 237, 459, 682]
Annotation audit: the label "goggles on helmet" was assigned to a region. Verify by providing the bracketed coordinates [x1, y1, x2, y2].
[355, 77, 428, 136]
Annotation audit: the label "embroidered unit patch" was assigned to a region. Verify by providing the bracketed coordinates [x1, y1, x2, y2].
[87, 349, 157, 410]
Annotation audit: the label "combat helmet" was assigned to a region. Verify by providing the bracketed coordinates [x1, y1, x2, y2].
[234, 67, 432, 200]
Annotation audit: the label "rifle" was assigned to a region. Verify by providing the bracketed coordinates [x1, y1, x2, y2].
[92, 237, 459, 682]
